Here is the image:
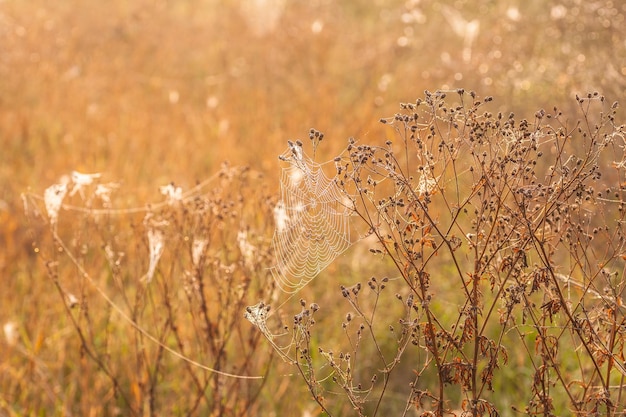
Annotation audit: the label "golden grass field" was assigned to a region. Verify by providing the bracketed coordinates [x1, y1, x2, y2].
[1, 0, 626, 415]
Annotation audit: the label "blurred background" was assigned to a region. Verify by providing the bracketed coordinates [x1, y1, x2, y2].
[1, 0, 625, 414]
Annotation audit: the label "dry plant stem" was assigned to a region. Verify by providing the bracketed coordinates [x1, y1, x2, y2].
[388, 150, 509, 412]
[47, 226, 265, 380]
[45, 258, 134, 412]
[294, 330, 333, 416]
[358, 203, 444, 408]
[352, 189, 448, 415]
[296, 96, 613, 414]
[535, 238, 609, 387]
[162, 291, 212, 414]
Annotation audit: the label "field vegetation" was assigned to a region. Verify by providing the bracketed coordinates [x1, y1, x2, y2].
[2, 0, 626, 415]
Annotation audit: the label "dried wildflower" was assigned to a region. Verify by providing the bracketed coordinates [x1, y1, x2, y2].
[244, 302, 271, 332]
[248, 92, 626, 417]
[288, 140, 303, 161]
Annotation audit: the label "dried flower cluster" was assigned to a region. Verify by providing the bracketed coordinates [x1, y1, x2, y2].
[26, 165, 277, 416]
[252, 91, 626, 416]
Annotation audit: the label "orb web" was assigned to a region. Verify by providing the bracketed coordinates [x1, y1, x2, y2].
[271, 141, 354, 293]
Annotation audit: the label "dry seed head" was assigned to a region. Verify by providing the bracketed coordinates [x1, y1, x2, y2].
[341, 285, 349, 297]
[287, 140, 303, 161]
[244, 302, 271, 329]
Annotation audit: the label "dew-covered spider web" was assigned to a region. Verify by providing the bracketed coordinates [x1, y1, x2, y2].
[270, 141, 355, 293]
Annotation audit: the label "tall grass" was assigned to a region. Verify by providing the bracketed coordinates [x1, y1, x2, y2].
[3, 0, 626, 415]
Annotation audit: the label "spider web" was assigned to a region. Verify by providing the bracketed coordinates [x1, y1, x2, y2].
[271, 141, 354, 293]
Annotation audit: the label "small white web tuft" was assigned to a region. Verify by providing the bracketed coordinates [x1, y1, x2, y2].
[142, 214, 168, 283]
[191, 238, 208, 267]
[70, 171, 101, 198]
[160, 183, 183, 205]
[237, 230, 257, 269]
[244, 302, 271, 332]
[144, 229, 164, 283]
[44, 182, 68, 229]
